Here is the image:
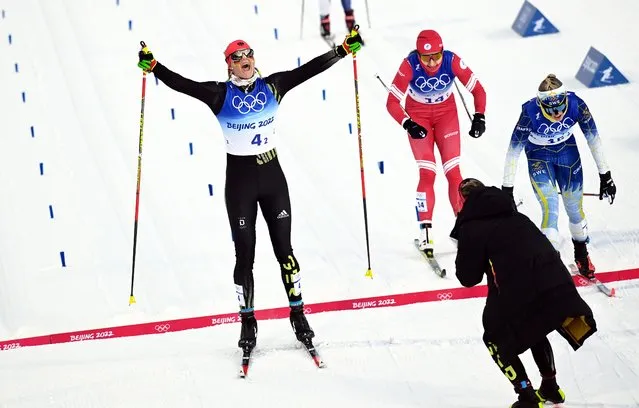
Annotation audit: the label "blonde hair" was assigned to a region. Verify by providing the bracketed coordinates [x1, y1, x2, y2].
[538, 74, 563, 92]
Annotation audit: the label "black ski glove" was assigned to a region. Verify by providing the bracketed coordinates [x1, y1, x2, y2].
[469, 113, 485, 138]
[501, 185, 514, 199]
[403, 119, 427, 139]
[335, 31, 364, 57]
[599, 171, 616, 204]
[501, 185, 516, 208]
[138, 46, 157, 73]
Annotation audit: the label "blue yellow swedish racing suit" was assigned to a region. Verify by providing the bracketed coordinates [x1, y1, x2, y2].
[502, 92, 610, 249]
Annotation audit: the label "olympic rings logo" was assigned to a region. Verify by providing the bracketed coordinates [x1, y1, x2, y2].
[437, 292, 453, 300]
[537, 117, 575, 135]
[155, 324, 171, 333]
[414, 74, 451, 92]
[576, 276, 590, 286]
[231, 92, 267, 114]
[303, 306, 312, 314]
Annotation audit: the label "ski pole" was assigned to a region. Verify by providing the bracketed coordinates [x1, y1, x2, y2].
[374, 74, 410, 117]
[129, 40, 148, 306]
[300, 0, 305, 40]
[453, 79, 472, 122]
[570, 192, 607, 202]
[351, 26, 373, 279]
[364, 0, 371, 28]
[557, 190, 599, 197]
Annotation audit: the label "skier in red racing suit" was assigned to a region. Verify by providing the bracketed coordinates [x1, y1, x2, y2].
[386, 29, 486, 254]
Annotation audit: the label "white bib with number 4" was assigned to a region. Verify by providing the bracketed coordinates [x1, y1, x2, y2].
[217, 79, 279, 156]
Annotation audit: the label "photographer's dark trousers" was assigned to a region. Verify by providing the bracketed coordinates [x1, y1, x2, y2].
[483, 333, 556, 393]
[225, 149, 302, 312]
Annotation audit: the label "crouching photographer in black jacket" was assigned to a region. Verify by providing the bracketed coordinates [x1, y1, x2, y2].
[450, 178, 597, 408]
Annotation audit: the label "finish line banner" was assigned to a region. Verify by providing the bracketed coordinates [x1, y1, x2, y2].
[2, 268, 638, 351]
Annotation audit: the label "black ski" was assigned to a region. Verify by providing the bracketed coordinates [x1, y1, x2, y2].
[569, 264, 615, 297]
[414, 239, 446, 278]
[301, 338, 326, 368]
[238, 345, 254, 378]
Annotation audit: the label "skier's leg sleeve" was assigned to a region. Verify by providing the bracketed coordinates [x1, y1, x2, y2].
[226, 182, 259, 311]
[319, 0, 331, 16]
[408, 117, 436, 223]
[434, 108, 462, 214]
[556, 144, 588, 242]
[259, 163, 302, 305]
[527, 154, 560, 249]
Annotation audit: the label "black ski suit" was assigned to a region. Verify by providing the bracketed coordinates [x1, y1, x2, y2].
[153, 48, 347, 311]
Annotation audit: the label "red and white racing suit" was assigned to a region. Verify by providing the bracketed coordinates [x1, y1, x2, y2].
[386, 50, 486, 223]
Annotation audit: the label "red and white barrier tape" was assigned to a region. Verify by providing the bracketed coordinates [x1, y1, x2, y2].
[1, 267, 637, 351]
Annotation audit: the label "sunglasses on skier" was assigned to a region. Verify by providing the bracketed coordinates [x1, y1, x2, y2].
[538, 90, 567, 116]
[420, 51, 443, 62]
[230, 49, 255, 63]
[541, 103, 567, 116]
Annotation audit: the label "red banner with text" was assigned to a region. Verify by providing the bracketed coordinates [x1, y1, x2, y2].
[1, 268, 637, 351]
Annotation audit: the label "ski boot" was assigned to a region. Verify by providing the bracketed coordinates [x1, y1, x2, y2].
[418, 222, 435, 256]
[511, 381, 543, 408]
[416, 222, 446, 277]
[320, 15, 332, 39]
[573, 239, 595, 280]
[510, 400, 542, 408]
[289, 304, 315, 342]
[344, 9, 364, 45]
[344, 9, 356, 31]
[535, 377, 566, 404]
[238, 311, 257, 349]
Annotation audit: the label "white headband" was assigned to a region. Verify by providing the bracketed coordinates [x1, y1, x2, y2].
[537, 85, 566, 104]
